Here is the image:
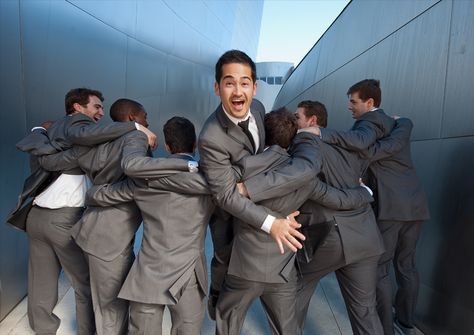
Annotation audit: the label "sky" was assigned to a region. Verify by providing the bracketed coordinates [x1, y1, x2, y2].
[257, 0, 350, 66]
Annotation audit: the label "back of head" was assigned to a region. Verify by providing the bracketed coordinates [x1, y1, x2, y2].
[65, 88, 104, 115]
[215, 49, 256, 83]
[110, 98, 144, 122]
[163, 116, 196, 154]
[347, 79, 381, 107]
[264, 107, 298, 149]
[297, 100, 328, 127]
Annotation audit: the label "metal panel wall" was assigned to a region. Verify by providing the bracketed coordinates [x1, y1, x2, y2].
[0, 0, 263, 320]
[275, 0, 474, 333]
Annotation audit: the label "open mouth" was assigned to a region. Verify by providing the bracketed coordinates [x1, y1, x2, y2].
[232, 100, 245, 110]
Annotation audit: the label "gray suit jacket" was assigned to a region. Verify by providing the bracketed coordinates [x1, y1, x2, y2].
[244, 136, 386, 265]
[227, 145, 374, 283]
[198, 102, 320, 228]
[9, 113, 136, 232]
[321, 113, 430, 221]
[88, 132, 214, 305]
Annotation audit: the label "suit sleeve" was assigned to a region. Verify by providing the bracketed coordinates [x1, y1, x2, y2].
[37, 148, 79, 171]
[66, 113, 137, 146]
[244, 132, 322, 203]
[85, 178, 135, 207]
[121, 131, 189, 178]
[236, 145, 287, 180]
[308, 183, 374, 210]
[16, 129, 61, 155]
[147, 173, 211, 195]
[198, 134, 270, 229]
[320, 118, 384, 151]
[365, 118, 413, 162]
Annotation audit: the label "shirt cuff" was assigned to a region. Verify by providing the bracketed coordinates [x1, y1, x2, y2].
[261, 214, 275, 233]
[361, 184, 373, 196]
[134, 122, 140, 130]
[31, 126, 46, 132]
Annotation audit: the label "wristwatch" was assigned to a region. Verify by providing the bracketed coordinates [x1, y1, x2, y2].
[188, 160, 199, 173]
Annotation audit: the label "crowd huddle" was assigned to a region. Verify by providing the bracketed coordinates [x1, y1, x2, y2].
[8, 50, 429, 335]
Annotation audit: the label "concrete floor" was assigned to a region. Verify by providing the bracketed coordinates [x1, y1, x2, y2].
[0, 225, 422, 334]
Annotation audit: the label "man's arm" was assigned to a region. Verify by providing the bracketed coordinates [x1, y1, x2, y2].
[121, 131, 190, 179]
[237, 146, 373, 210]
[16, 128, 60, 155]
[37, 148, 80, 171]
[243, 132, 322, 203]
[147, 172, 211, 195]
[85, 178, 135, 207]
[308, 182, 373, 210]
[319, 118, 385, 151]
[364, 118, 413, 162]
[66, 113, 156, 147]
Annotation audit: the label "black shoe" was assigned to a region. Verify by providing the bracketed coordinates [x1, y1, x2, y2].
[207, 290, 219, 321]
[394, 318, 416, 335]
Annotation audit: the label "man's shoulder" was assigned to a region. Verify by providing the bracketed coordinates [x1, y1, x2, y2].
[199, 107, 224, 140]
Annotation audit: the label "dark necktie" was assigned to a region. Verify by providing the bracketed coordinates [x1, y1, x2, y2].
[238, 118, 256, 152]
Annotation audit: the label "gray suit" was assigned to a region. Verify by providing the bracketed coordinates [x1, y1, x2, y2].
[243, 123, 407, 334]
[216, 142, 375, 335]
[322, 113, 430, 334]
[87, 131, 213, 335]
[198, 101, 321, 306]
[14, 113, 136, 335]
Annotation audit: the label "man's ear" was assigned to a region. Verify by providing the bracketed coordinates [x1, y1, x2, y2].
[72, 102, 82, 113]
[165, 143, 171, 154]
[310, 115, 318, 127]
[214, 82, 220, 96]
[367, 98, 375, 109]
[192, 141, 197, 154]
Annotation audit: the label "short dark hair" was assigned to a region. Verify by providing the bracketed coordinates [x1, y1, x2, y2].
[65, 88, 104, 115]
[109, 98, 144, 122]
[347, 79, 381, 107]
[297, 100, 328, 127]
[215, 50, 256, 83]
[264, 107, 298, 149]
[163, 117, 196, 154]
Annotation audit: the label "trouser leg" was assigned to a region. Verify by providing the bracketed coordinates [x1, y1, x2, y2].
[169, 272, 206, 335]
[47, 207, 95, 335]
[26, 207, 62, 335]
[336, 255, 383, 335]
[260, 279, 298, 335]
[393, 221, 423, 327]
[216, 274, 263, 335]
[88, 241, 135, 335]
[376, 220, 400, 335]
[296, 226, 343, 333]
[208, 209, 234, 320]
[128, 301, 164, 335]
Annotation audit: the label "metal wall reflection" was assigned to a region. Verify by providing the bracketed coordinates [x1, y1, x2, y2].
[0, 0, 263, 320]
[274, 0, 474, 334]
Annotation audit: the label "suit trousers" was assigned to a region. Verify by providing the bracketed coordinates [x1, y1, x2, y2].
[376, 220, 423, 335]
[26, 206, 95, 335]
[209, 209, 234, 294]
[128, 272, 205, 335]
[297, 226, 383, 335]
[216, 274, 298, 335]
[87, 241, 134, 335]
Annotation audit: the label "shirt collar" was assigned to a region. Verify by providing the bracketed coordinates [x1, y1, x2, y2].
[222, 106, 252, 126]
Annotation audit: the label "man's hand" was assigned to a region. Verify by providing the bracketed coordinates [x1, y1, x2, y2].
[137, 124, 157, 149]
[236, 182, 249, 198]
[270, 211, 306, 254]
[298, 126, 320, 136]
[40, 120, 54, 129]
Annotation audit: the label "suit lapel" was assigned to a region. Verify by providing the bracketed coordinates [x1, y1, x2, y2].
[216, 104, 254, 154]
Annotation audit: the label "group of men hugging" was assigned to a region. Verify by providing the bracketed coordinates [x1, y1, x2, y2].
[8, 49, 429, 335]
